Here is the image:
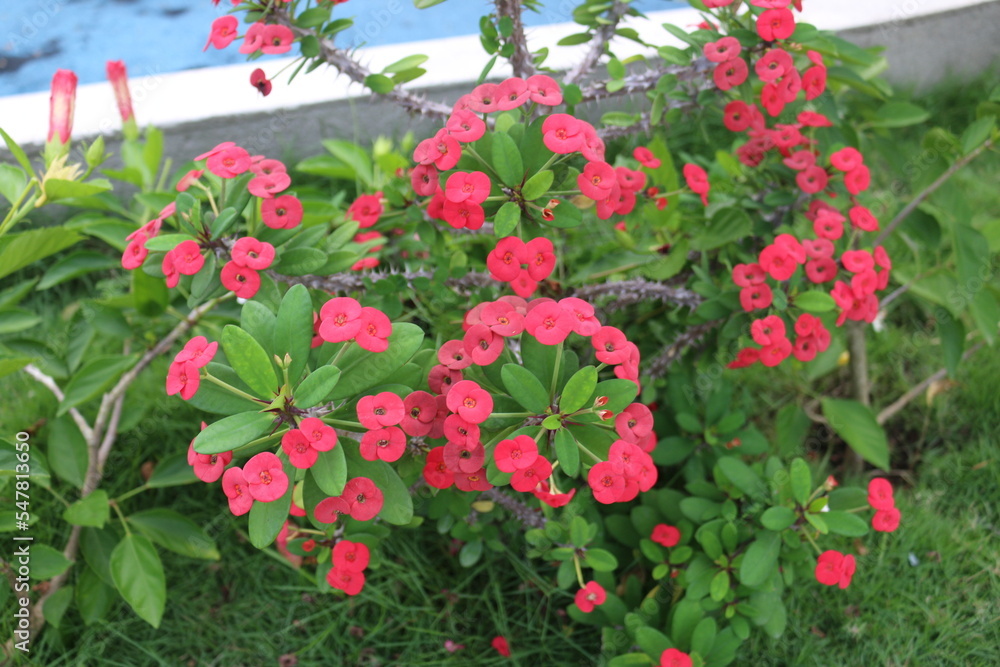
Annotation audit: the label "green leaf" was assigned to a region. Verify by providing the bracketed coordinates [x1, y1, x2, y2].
[501, 363, 550, 412]
[493, 201, 521, 237]
[0, 308, 40, 334]
[58, 355, 137, 416]
[691, 207, 752, 251]
[343, 444, 414, 525]
[295, 6, 330, 28]
[584, 548, 618, 572]
[192, 411, 275, 455]
[821, 398, 890, 470]
[42, 585, 73, 629]
[365, 73, 396, 93]
[139, 233, 198, 252]
[522, 170, 554, 201]
[822, 510, 869, 537]
[43, 178, 112, 202]
[275, 247, 328, 276]
[794, 290, 836, 313]
[760, 506, 796, 531]
[872, 101, 930, 128]
[311, 445, 347, 496]
[294, 365, 342, 408]
[414, 0, 447, 7]
[0, 228, 83, 281]
[30, 544, 73, 580]
[186, 362, 260, 416]
[789, 458, 812, 506]
[960, 117, 995, 155]
[110, 534, 166, 627]
[132, 266, 168, 317]
[0, 127, 34, 174]
[248, 460, 294, 549]
[491, 131, 524, 187]
[329, 323, 423, 399]
[222, 324, 279, 397]
[146, 453, 198, 488]
[63, 490, 109, 528]
[716, 456, 766, 498]
[46, 415, 88, 488]
[38, 251, 119, 290]
[938, 316, 965, 377]
[804, 512, 828, 534]
[600, 111, 640, 127]
[710, 570, 730, 601]
[691, 617, 718, 657]
[555, 429, 580, 477]
[738, 530, 780, 587]
[383, 54, 428, 73]
[128, 509, 220, 560]
[459, 539, 483, 567]
[560, 366, 598, 414]
[0, 163, 27, 205]
[274, 284, 313, 383]
[76, 566, 115, 625]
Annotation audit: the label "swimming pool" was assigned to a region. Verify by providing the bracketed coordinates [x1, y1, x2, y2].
[0, 0, 684, 95]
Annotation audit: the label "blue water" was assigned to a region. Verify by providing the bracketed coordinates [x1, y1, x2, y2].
[0, 0, 683, 95]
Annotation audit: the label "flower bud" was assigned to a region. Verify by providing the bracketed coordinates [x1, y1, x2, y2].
[106, 60, 139, 140]
[85, 135, 106, 169]
[824, 475, 838, 491]
[593, 396, 608, 407]
[44, 69, 77, 167]
[597, 410, 613, 421]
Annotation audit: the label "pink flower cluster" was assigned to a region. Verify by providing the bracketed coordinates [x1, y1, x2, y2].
[486, 237, 556, 297]
[315, 476, 385, 522]
[204, 17, 294, 56]
[326, 539, 370, 596]
[121, 202, 174, 270]
[316, 296, 392, 353]
[867, 478, 901, 532]
[221, 236, 275, 299]
[166, 336, 217, 401]
[222, 452, 289, 515]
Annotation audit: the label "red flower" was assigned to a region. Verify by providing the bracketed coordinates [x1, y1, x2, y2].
[542, 113, 585, 154]
[849, 205, 879, 232]
[248, 172, 290, 198]
[588, 461, 625, 504]
[713, 58, 748, 91]
[844, 165, 871, 195]
[250, 68, 272, 96]
[660, 648, 692, 667]
[261, 194, 303, 229]
[333, 540, 370, 572]
[411, 164, 440, 196]
[739, 284, 773, 312]
[453, 468, 493, 492]
[723, 101, 753, 132]
[510, 456, 553, 492]
[867, 478, 895, 510]
[443, 439, 486, 474]
[282, 430, 320, 469]
[442, 199, 485, 230]
[327, 567, 366, 596]
[757, 8, 795, 41]
[872, 507, 901, 532]
[319, 297, 363, 344]
[206, 145, 251, 179]
[574, 581, 607, 612]
[578, 161, 617, 201]
[682, 164, 710, 206]
[445, 171, 491, 204]
[755, 47, 793, 82]
[423, 447, 455, 489]
[524, 301, 574, 345]
[244, 452, 288, 502]
[488, 237, 527, 282]
[220, 261, 261, 299]
[222, 467, 253, 515]
[525, 237, 556, 281]
[261, 24, 294, 55]
[357, 392, 405, 429]
[496, 77, 530, 110]
[751, 315, 787, 346]
[527, 74, 562, 105]
[446, 380, 493, 424]
[480, 301, 525, 337]
[342, 477, 384, 521]
[445, 110, 485, 142]
[359, 426, 407, 462]
[314, 495, 351, 524]
[176, 169, 204, 192]
[166, 361, 200, 400]
[494, 435, 540, 472]
[348, 193, 384, 228]
[231, 237, 275, 270]
[169, 240, 205, 276]
[174, 336, 218, 368]
[204, 16, 239, 51]
[633, 146, 661, 170]
[830, 147, 863, 172]
[704, 36, 741, 62]
[356, 307, 392, 353]
[727, 347, 760, 369]
[815, 550, 856, 589]
[491, 635, 512, 657]
[615, 404, 654, 442]
[106, 60, 135, 125]
[592, 326, 630, 364]
[401, 391, 437, 436]
[651, 524, 681, 548]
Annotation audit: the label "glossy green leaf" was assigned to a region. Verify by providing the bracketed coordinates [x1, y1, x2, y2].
[294, 365, 342, 408]
[501, 363, 550, 412]
[311, 444, 347, 496]
[554, 428, 580, 477]
[30, 544, 73, 580]
[0, 228, 83, 281]
[493, 201, 521, 237]
[128, 509, 220, 560]
[760, 506, 796, 531]
[522, 170, 554, 200]
[738, 530, 780, 587]
[491, 131, 524, 187]
[330, 323, 423, 399]
[560, 366, 598, 414]
[793, 290, 836, 313]
[789, 458, 812, 506]
[192, 411, 275, 455]
[274, 284, 313, 383]
[822, 510, 869, 537]
[343, 444, 413, 525]
[248, 459, 294, 549]
[110, 534, 166, 627]
[63, 490, 109, 528]
[222, 325, 279, 397]
[821, 398, 890, 470]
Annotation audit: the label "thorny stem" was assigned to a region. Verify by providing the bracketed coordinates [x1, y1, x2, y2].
[563, 1, 632, 86]
[493, 0, 536, 78]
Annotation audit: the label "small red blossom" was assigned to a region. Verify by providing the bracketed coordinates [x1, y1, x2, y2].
[244, 452, 288, 502]
[574, 581, 607, 613]
[651, 524, 681, 548]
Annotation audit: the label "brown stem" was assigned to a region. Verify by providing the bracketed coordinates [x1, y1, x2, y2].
[494, 0, 536, 78]
[571, 278, 703, 310]
[648, 321, 721, 379]
[564, 1, 632, 86]
[876, 342, 984, 425]
[874, 136, 996, 247]
[481, 488, 547, 529]
[277, 269, 496, 296]
[273, 7, 453, 120]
